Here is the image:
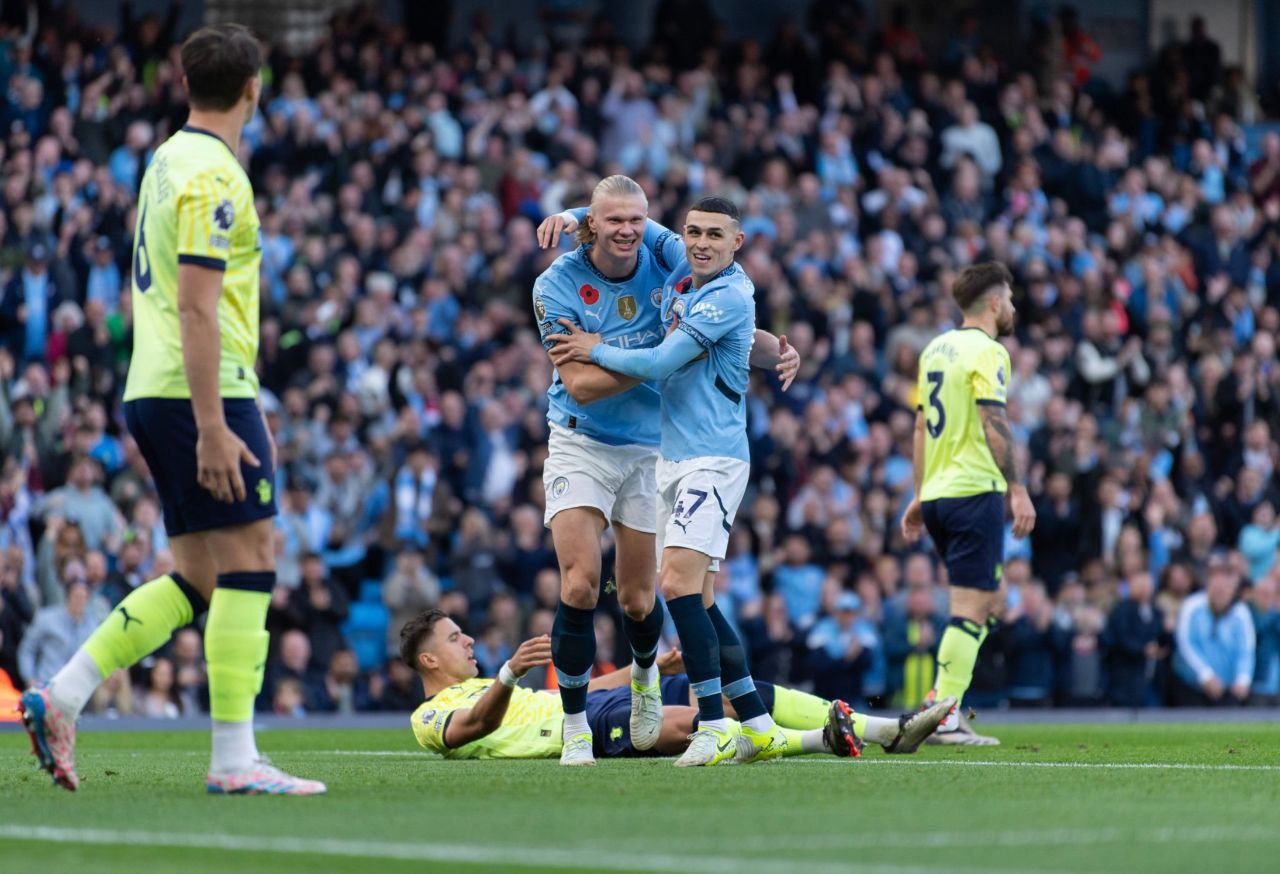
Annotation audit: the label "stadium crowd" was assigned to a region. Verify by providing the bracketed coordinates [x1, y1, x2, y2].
[1, 1, 1279, 719]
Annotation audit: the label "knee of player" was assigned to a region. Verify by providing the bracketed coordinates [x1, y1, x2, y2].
[658, 569, 698, 602]
[559, 566, 600, 607]
[617, 585, 655, 619]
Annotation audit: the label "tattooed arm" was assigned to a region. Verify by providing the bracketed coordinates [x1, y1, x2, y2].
[979, 403, 1036, 537]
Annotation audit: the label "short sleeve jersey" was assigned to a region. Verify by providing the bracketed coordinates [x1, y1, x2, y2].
[123, 126, 261, 401]
[410, 679, 564, 759]
[533, 218, 685, 447]
[916, 327, 1012, 501]
[656, 260, 756, 462]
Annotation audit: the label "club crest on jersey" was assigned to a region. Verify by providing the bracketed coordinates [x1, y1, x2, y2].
[579, 284, 599, 305]
[617, 295, 637, 321]
[551, 476, 570, 499]
[534, 296, 547, 320]
[672, 298, 687, 317]
[650, 287, 662, 307]
[213, 199, 235, 231]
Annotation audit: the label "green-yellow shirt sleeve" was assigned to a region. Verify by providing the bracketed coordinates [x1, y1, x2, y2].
[410, 702, 455, 754]
[175, 172, 235, 271]
[970, 343, 1009, 406]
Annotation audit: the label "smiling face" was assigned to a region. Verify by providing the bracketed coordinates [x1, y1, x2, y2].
[683, 209, 744, 285]
[588, 193, 647, 263]
[418, 616, 478, 683]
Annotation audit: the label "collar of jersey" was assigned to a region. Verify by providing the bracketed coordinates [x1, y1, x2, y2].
[681, 261, 740, 293]
[181, 125, 236, 158]
[576, 243, 643, 285]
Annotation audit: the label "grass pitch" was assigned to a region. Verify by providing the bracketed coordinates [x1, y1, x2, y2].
[2, 722, 1279, 873]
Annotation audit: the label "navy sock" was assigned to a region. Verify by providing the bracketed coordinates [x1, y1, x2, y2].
[622, 599, 664, 670]
[707, 602, 767, 722]
[754, 680, 776, 714]
[552, 600, 595, 715]
[665, 593, 723, 723]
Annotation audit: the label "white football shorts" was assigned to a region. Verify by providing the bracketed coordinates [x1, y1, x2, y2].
[542, 424, 658, 533]
[655, 455, 750, 573]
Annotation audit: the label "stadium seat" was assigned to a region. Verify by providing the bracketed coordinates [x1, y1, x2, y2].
[343, 602, 390, 671]
[359, 580, 383, 605]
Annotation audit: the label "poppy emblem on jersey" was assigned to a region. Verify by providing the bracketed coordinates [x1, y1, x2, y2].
[650, 287, 662, 307]
[617, 295, 637, 321]
[551, 476, 570, 499]
[214, 199, 235, 231]
[579, 284, 599, 305]
[534, 296, 547, 320]
[676, 276, 693, 294]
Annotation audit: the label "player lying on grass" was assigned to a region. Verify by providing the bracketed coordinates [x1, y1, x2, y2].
[402, 609, 953, 760]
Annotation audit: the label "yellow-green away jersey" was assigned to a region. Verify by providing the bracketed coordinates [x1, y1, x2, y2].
[916, 327, 1011, 501]
[410, 678, 564, 759]
[123, 126, 261, 401]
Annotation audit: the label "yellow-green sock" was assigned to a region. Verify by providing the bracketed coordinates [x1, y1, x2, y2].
[205, 574, 273, 723]
[83, 574, 206, 677]
[770, 684, 831, 730]
[934, 617, 984, 708]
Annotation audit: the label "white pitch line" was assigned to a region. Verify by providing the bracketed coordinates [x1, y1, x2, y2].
[791, 758, 1280, 772]
[0, 825, 1069, 874]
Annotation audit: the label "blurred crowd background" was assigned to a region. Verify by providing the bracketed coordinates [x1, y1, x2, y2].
[2, 0, 1280, 719]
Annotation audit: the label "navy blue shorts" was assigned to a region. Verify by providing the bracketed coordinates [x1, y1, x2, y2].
[922, 492, 1005, 591]
[584, 675, 691, 758]
[124, 398, 277, 537]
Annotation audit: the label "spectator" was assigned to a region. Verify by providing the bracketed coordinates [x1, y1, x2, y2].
[1005, 581, 1066, 707]
[17, 579, 96, 684]
[772, 533, 825, 630]
[806, 591, 880, 704]
[137, 656, 181, 718]
[382, 547, 439, 654]
[285, 554, 350, 670]
[1103, 570, 1166, 707]
[1173, 553, 1256, 706]
[883, 579, 944, 709]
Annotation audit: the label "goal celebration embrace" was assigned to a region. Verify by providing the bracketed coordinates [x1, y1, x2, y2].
[2, 3, 1278, 872]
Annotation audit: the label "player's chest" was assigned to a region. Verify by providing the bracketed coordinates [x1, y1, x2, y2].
[574, 276, 664, 347]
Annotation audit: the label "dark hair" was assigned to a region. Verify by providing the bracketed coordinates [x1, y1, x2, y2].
[951, 261, 1013, 312]
[688, 195, 741, 223]
[399, 608, 448, 674]
[180, 24, 261, 111]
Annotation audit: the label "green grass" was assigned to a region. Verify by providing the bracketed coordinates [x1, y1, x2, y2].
[2, 723, 1279, 873]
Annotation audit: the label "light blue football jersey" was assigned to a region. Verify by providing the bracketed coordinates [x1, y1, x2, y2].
[592, 258, 756, 463]
[533, 219, 683, 447]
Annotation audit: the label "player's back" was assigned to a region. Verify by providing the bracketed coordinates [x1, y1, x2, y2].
[535, 246, 666, 446]
[124, 126, 261, 402]
[916, 327, 1011, 502]
[657, 260, 755, 462]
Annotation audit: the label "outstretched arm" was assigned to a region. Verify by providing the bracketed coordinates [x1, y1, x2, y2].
[978, 402, 1036, 537]
[443, 635, 552, 748]
[749, 330, 799, 390]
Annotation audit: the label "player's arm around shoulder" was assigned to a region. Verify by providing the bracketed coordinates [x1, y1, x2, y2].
[441, 635, 551, 748]
[536, 270, 644, 404]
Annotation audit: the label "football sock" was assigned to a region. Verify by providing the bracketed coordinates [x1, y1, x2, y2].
[552, 601, 595, 716]
[934, 616, 984, 709]
[206, 572, 272, 772]
[54, 573, 207, 719]
[622, 599, 664, 675]
[761, 682, 830, 729]
[861, 715, 903, 746]
[792, 727, 826, 755]
[665, 593, 724, 724]
[563, 711, 590, 740]
[706, 602, 772, 728]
